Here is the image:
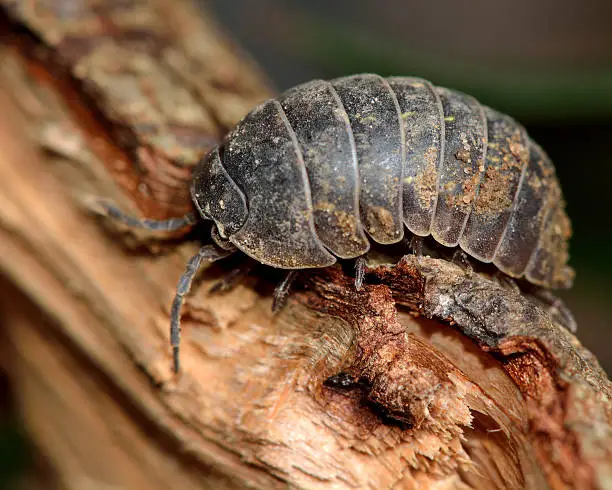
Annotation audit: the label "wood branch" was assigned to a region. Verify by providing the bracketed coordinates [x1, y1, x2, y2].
[0, 1, 610, 489]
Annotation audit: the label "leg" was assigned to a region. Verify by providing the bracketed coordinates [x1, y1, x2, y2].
[209, 260, 255, 294]
[272, 270, 299, 313]
[171, 245, 233, 373]
[409, 236, 424, 258]
[89, 197, 198, 231]
[354, 257, 367, 290]
[530, 288, 578, 333]
[493, 271, 521, 294]
[451, 248, 473, 272]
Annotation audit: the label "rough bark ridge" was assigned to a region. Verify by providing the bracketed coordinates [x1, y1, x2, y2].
[0, 1, 610, 489]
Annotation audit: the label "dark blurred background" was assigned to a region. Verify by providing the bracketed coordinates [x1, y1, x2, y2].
[208, 0, 612, 374]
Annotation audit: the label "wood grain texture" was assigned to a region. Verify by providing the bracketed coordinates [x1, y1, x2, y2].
[0, 1, 610, 489]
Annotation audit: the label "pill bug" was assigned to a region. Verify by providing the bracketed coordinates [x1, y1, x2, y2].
[98, 74, 574, 372]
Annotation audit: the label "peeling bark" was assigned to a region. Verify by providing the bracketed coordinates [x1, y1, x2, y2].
[0, 1, 610, 489]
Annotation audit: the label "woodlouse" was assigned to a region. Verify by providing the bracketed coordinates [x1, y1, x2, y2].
[97, 74, 574, 372]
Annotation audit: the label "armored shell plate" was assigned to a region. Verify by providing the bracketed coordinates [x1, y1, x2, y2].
[332, 74, 405, 245]
[280, 80, 370, 259]
[460, 107, 529, 262]
[220, 99, 336, 269]
[431, 87, 487, 247]
[493, 142, 555, 278]
[387, 77, 444, 237]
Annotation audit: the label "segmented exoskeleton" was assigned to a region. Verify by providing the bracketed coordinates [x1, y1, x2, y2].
[98, 74, 574, 372]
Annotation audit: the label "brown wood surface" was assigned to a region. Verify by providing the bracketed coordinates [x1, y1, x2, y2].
[0, 1, 610, 489]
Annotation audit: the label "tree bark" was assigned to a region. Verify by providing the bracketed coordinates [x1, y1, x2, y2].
[0, 1, 610, 489]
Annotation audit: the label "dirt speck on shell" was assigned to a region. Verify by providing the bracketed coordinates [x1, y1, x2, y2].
[366, 206, 396, 238]
[414, 155, 438, 209]
[473, 167, 513, 215]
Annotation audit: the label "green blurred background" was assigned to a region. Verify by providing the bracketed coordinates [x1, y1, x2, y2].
[209, 0, 612, 375]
